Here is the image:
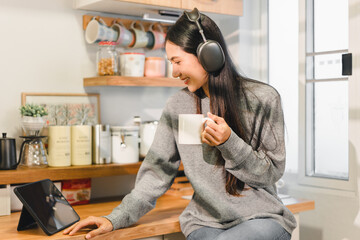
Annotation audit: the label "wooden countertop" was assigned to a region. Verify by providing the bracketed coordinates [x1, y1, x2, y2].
[0, 194, 314, 240]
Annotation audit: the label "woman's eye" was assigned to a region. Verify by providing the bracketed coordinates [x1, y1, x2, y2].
[174, 61, 180, 65]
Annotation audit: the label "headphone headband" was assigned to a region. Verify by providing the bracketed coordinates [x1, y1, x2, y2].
[183, 8, 225, 72]
[184, 8, 201, 22]
[184, 8, 207, 43]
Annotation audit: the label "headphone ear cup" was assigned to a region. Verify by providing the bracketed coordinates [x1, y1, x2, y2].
[196, 40, 225, 72]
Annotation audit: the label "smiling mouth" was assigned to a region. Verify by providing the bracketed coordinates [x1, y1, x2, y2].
[181, 77, 190, 85]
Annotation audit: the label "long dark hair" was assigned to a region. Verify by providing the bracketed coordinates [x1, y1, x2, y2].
[166, 12, 251, 196]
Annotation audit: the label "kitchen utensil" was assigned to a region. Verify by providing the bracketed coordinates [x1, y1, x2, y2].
[92, 124, 111, 164]
[140, 121, 158, 158]
[111, 20, 133, 47]
[71, 125, 92, 166]
[144, 57, 166, 77]
[18, 135, 48, 168]
[111, 126, 139, 164]
[47, 126, 71, 167]
[97, 41, 118, 76]
[85, 17, 118, 44]
[178, 114, 214, 144]
[0, 133, 18, 170]
[129, 21, 149, 49]
[120, 52, 145, 77]
[146, 23, 166, 50]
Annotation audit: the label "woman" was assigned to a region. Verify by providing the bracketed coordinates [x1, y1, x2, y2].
[64, 8, 296, 240]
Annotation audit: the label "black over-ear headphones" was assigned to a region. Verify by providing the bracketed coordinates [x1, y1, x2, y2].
[184, 8, 225, 72]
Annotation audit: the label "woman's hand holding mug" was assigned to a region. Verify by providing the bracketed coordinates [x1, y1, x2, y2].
[201, 112, 231, 146]
[63, 216, 113, 239]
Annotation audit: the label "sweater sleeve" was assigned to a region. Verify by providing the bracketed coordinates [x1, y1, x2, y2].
[103, 103, 181, 230]
[216, 95, 285, 188]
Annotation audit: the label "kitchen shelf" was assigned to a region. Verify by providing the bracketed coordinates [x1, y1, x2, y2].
[0, 162, 184, 185]
[83, 76, 185, 87]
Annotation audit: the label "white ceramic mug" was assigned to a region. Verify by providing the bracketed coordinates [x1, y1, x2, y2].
[178, 114, 214, 144]
[85, 17, 118, 44]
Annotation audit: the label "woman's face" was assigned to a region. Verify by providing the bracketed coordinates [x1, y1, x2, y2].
[165, 41, 209, 94]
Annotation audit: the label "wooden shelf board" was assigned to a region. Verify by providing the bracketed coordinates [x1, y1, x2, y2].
[84, 76, 185, 87]
[0, 162, 184, 185]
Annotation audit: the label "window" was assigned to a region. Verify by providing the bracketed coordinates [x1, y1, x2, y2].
[305, 0, 349, 180]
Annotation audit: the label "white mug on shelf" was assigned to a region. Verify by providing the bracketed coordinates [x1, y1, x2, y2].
[129, 21, 149, 49]
[85, 17, 118, 44]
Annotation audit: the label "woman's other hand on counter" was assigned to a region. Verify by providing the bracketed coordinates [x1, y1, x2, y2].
[63, 216, 113, 239]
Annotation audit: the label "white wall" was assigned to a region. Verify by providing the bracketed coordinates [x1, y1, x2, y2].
[0, 0, 265, 198]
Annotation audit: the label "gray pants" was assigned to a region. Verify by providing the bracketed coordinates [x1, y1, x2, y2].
[186, 219, 291, 240]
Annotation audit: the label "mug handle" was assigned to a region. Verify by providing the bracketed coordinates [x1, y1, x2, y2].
[149, 22, 164, 33]
[115, 19, 126, 28]
[98, 18, 107, 26]
[130, 21, 145, 31]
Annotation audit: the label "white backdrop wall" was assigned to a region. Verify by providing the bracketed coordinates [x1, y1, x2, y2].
[0, 0, 266, 198]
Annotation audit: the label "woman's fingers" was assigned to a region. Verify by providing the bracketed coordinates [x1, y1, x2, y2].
[202, 131, 218, 146]
[85, 225, 109, 239]
[207, 112, 225, 124]
[204, 125, 219, 140]
[63, 217, 97, 235]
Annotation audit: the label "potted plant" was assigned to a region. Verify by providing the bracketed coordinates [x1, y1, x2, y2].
[20, 104, 48, 136]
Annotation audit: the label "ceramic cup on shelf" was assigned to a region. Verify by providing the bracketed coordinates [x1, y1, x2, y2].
[85, 17, 118, 44]
[111, 20, 133, 48]
[146, 23, 166, 50]
[128, 21, 149, 49]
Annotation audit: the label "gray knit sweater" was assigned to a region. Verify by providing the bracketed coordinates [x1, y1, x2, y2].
[104, 79, 297, 237]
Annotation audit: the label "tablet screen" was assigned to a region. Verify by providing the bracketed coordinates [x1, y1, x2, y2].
[14, 179, 80, 235]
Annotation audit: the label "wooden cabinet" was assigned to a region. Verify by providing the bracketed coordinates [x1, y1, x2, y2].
[75, 0, 243, 16]
[182, 0, 243, 16]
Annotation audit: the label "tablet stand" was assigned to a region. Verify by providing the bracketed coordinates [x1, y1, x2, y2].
[17, 206, 38, 231]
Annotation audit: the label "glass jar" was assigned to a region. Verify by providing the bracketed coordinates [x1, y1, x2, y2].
[96, 41, 118, 76]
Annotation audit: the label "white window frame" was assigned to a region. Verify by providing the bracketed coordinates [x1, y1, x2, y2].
[298, 0, 357, 192]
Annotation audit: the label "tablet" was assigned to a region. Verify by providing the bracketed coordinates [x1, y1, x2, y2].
[14, 179, 80, 235]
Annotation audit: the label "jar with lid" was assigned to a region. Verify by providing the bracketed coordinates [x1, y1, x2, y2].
[96, 41, 118, 76]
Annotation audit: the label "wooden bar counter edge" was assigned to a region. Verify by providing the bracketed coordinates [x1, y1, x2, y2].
[0, 193, 315, 240]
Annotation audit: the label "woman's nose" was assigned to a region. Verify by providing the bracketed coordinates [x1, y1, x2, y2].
[172, 66, 180, 78]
